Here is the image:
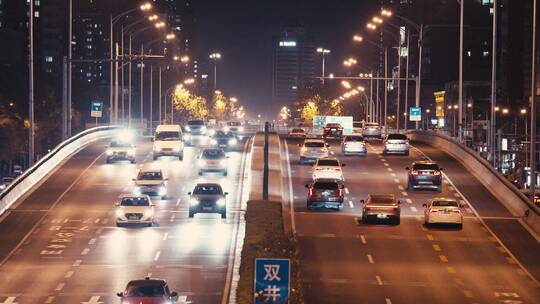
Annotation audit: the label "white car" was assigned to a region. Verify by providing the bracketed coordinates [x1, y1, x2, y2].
[132, 168, 167, 199]
[153, 124, 184, 160]
[105, 141, 136, 163]
[299, 139, 329, 164]
[115, 195, 154, 227]
[312, 157, 345, 181]
[383, 133, 410, 155]
[224, 121, 245, 139]
[362, 122, 383, 140]
[423, 197, 463, 228]
[342, 135, 367, 156]
[198, 148, 228, 176]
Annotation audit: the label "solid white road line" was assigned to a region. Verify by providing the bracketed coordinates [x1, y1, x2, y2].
[154, 251, 161, 261]
[348, 200, 354, 208]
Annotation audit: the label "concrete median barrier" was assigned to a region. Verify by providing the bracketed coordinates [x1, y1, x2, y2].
[249, 132, 283, 201]
[0, 126, 121, 217]
[408, 130, 540, 234]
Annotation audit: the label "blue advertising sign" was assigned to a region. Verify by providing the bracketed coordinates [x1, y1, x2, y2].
[91, 101, 103, 118]
[254, 258, 291, 304]
[409, 107, 421, 121]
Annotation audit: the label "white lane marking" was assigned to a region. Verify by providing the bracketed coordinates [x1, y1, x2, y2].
[154, 251, 161, 261]
[360, 235, 367, 244]
[64, 270, 74, 278]
[412, 145, 540, 288]
[383, 163, 389, 167]
[162, 232, 169, 241]
[45, 296, 55, 303]
[80, 296, 103, 304]
[453, 192, 460, 198]
[348, 200, 354, 208]
[376, 275, 383, 285]
[94, 218, 100, 224]
[284, 141, 295, 236]
[393, 178, 400, 183]
[54, 283, 65, 291]
[406, 198, 413, 204]
[81, 248, 90, 255]
[345, 188, 350, 194]
[410, 206, 418, 212]
[387, 168, 393, 172]
[88, 238, 97, 245]
[401, 192, 408, 196]
[390, 173, 396, 177]
[170, 214, 175, 222]
[73, 259, 82, 266]
[398, 185, 404, 191]
[176, 198, 181, 206]
[0, 297, 17, 304]
[385, 298, 393, 304]
[367, 254, 374, 264]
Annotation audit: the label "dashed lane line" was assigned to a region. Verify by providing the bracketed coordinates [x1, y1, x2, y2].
[410, 206, 418, 212]
[345, 188, 350, 194]
[163, 232, 169, 241]
[432, 244, 441, 252]
[398, 185, 405, 191]
[54, 283, 65, 291]
[367, 254, 374, 264]
[439, 255, 449, 263]
[393, 178, 400, 183]
[81, 248, 90, 255]
[376, 275, 383, 285]
[360, 235, 367, 244]
[405, 198, 413, 204]
[348, 200, 354, 208]
[88, 238, 96, 245]
[154, 251, 161, 261]
[72, 259, 82, 267]
[64, 271, 74, 278]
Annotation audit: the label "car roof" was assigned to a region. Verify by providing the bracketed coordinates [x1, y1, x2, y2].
[304, 139, 325, 143]
[139, 168, 162, 173]
[127, 278, 167, 286]
[317, 157, 339, 162]
[412, 160, 437, 165]
[368, 194, 395, 199]
[155, 124, 181, 132]
[312, 178, 341, 184]
[194, 183, 222, 188]
[429, 197, 457, 203]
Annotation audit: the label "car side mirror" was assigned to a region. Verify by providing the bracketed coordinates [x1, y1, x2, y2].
[187, 192, 192, 195]
[397, 200, 402, 204]
[440, 168, 444, 171]
[116, 292, 124, 297]
[360, 199, 365, 204]
[170, 291, 178, 300]
[305, 184, 309, 188]
[225, 192, 229, 195]
[405, 167, 410, 170]
[341, 163, 346, 167]
[298, 144, 302, 147]
[422, 203, 427, 208]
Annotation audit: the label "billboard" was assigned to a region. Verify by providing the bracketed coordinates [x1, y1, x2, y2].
[434, 91, 445, 118]
[313, 116, 354, 133]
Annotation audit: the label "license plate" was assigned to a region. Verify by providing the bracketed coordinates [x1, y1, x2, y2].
[377, 214, 388, 219]
[128, 215, 138, 220]
[422, 171, 431, 175]
[203, 207, 213, 211]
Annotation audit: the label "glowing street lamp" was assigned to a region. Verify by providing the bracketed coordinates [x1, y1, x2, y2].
[316, 47, 331, 85]
[165, 33, 176, 40]
[353, 35, 363, 42]
[381, 9, 392, 17]
[341, 80, 352, 89]
[209, 52, 222, 89]
[366, 23, 377, 30]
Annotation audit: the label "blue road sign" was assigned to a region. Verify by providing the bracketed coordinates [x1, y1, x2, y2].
[254, 258, 291, 304]
[91, 101, 103, 118]
[409, 106, 422, 121]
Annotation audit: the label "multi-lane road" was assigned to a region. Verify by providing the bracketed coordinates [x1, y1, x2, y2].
[282, 137, 540, 304]
[0, 138, 249, 304]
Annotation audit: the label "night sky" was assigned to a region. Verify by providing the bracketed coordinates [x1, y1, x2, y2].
[192, 0, 377, 119]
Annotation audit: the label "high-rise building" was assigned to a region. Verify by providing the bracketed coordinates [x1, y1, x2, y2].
[272, 27, 316, 107]
[72, 14, 109, 84]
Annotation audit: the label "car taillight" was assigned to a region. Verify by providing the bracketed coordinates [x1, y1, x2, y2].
[309, 188, 313, 196]
[452, 209, 461, 213]
[430, 209, 438, 213]
[434, 171, 441, 176]
[411, 171, 419, 176]
[338, 189, 343, 197]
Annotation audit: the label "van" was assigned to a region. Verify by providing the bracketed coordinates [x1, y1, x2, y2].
[153, 125, 184, 160]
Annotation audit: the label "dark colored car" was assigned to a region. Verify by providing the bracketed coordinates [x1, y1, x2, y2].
[117, 277, 179, 304]
[407, 161, 443, 192]
[211, 131, 238, 150]
[323, 123, 344, 139]
[361, 194, 401, 225]
[188, 183, 229, 218]
[305, 178, 344, 210]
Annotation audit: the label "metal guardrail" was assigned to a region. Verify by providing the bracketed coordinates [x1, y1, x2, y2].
[0, 126, 121, 215]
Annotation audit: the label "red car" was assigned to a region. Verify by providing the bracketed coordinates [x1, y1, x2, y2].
[288, 128, 306, 138]
[117, 277, 179, 304]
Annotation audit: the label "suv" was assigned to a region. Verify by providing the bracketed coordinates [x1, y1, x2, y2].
[188, 183, 228, 218]
[362, 122, 382, 140]
[342, 135, 367, 156]
[133, 168, 167, 199]
[184, 119, 208, 146]
[105, 141, 136, 164]
[407, 161, 443, 192]
[323, 123, 343, 138]
[383, 133, 409, 155]
[299, 139, 329, 164]
[312, 157, 345, 181]
[198, 148, 228, 176]
[117, 277, 179, 304]
[306, 178, 345, 210]
[361, 194, 401, 225]
[153, 124, 184, 160]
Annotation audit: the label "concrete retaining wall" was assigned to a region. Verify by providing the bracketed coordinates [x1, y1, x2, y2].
[408, 131, 540, 234]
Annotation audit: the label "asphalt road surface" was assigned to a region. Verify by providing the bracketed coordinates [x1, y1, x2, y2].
[0, 137, 249, 304]
[282, 137, 540, 304]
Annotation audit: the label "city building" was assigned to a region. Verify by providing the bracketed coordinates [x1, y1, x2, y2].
[72, 14, 109, 84]
[272, 27, 316, 108]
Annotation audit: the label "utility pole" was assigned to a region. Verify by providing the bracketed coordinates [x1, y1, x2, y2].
[150, 65, 153, 133]
[28, 0, 34, 166]
[128, 34, 132, 127]
[158, 66, 162, 124]
[114, 43, 119, 124]
[384, 48, 388, 135]
[62, 57, 68, 140]
[140, 44, 144, 130]
[458, 0, 464, 139]
[396, 46, 402, 132]
[404, 31, 410, 130]
[68, 0, 72, 137]
[121, 25, 125, 123]
[109, 15, 114, 124]
[530, 0, 538, 203]
[415, 24, 424, 130]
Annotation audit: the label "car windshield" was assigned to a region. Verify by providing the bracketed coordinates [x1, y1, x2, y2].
[227, 121, 241, 126]
[370, 196, 395, 204]
[292, 129, 304, 133]
[215, 131, 232, 137]
[155, 131, 180, 140]
[202, 149, 225, 159]
[305, 142, 324, 148]
[317, 159, 339, 166]
[365, 123, 379, 128]
[313, 182, 339, 190]
[138, 171, 162, 180]
[194, 185, 223, 195]
[345, 136, 363, 142]
[387, 134, 407, 140]
[126, 284, 165, 297]
[110, 141, 132, 148]
[413, 163, 439, 171]
[188, 120, 205, 126]
[432, 200, 458, 207]
[121, 197, 150, 206]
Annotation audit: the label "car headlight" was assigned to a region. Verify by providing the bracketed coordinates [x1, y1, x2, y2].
[144, 209, 154, 218]
[223, 126, 230, 133]
[185, 126, 191, 131]
[217, 199, 226, 207]
[106, 149, 113, 156]
[0, 185, 5, 190]
[158, 186, 166, 196]
[190, 198, 200, 206]
[228, 138, 237, 146]
[133, 187, 141, 195]
[210, 139, 217, 146]
[115, 209, 125, 218]
[208, 129, 216, 136]
[238, 126, 244, 132]
[127, 149, 135, 156]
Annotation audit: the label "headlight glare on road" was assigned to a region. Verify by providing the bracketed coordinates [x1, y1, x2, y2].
[217, 199, 226, 207]
[115, 209, 125, 218]
[190, 198, 200, 206]
[228, 138, 237, 146]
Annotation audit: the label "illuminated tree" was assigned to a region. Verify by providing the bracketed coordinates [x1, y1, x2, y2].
[171, 88, 209, 120]
[300, 101, 319, 125]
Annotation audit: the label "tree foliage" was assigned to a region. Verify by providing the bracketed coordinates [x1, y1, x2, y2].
[171, 88, 209, 120]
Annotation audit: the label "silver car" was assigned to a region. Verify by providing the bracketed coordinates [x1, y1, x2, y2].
[342, 135, 367, 156]
[198, 148, 228, 176]
[299, 139, 329, 164]
[361, 194, 401, 225]
[362, 122, 382, 140]
[383, 133, 410, 155]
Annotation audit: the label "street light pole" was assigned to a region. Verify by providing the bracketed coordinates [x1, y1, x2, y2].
[28, 0, 34, 165]
[384, 48, 388, 135]
[316, 48, 331, 85]
[140, 44, 144, 130]
[530, 0, 537, 203]
[128, 34, 132, 127]
[209, 52, 222, 89]
[404, 31, 410, 130]
[68, 0, 72, 136]
[490, 0, 498, 168]
[415, 24, 423, 130]
[458, 0, 464, 140]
